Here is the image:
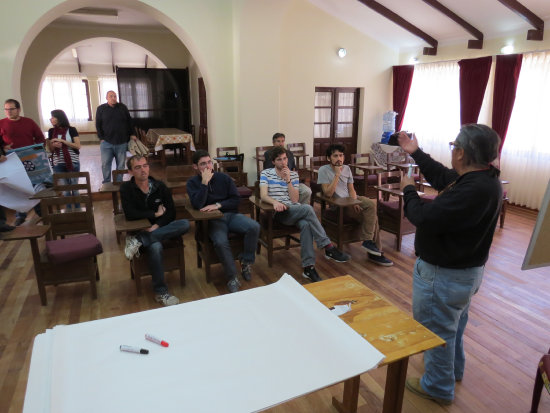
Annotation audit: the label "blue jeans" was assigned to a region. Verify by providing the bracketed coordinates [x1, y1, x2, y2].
[53, 162, 81, 208]
[208, 212, 260, 279]
[412, 258, 484, 401]
[275, 204, 331, 267]
[100, 141, 127, 183]
[138, 219, 190, 294]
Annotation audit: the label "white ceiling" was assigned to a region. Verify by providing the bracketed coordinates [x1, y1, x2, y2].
[47, 1, 550, 72]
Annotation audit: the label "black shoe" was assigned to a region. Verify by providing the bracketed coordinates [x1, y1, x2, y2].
[240, 260, 252, 282]
[227, 277, 241, 293]
[14, 217, 26, 226]
[368, 253, 393, 266]
[302, 266, 322, 282]
[324, 246, 350, 263]
[362, 240, 381, 256]
[0, 223, 15, 232]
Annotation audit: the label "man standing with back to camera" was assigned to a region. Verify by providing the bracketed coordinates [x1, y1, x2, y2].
[397, 124, 502, 405]
[95, 90, 137, 184]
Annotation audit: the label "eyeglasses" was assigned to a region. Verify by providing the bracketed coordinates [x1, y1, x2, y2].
[198, 160, 213, 167]
[4, 107, 17, 111]
[449, 141, 460, 151]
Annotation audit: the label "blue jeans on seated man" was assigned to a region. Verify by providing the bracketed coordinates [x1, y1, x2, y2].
[274, 204, 331, 268]
[100, 140, 127, 183]
[53, 162, 81, 208]
[412, 258, 484, 402]
[137, 219, 190, 294]
[207, 212, 260, 280]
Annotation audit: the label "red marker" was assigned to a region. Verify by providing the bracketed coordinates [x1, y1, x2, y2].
[145, 333, 169, 347]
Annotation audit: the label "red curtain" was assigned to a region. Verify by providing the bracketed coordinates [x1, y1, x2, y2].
[492, 54, 522, 153]
[392, 65, 415, 131]
[458, 56, 492, 125]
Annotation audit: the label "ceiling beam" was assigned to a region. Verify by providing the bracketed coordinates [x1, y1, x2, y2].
[145, 54, 148, 69]
[110, 42, 115, 73]
[497, 0, 544, 40]
[422, 0, 483, 49]
[357, 0, 438, 55]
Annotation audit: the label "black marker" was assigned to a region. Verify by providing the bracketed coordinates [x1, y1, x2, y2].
[120, 345, 149, 355]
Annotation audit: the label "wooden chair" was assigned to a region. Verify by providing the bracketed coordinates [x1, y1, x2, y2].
[184, 199, 245, 283]
[349, 153, 381, 198]
[531, 347, 550, 413]
[135, 126, 166, 165]
[308, 156, 329, 206]
[52, 171, 92, 197]
[166, 165, 198, 220]
[255, 145, 274, 179]
[38, 195, 103, 305]
[315, 192, 362, 250]
[286, 142, 309, 171]
[376, 170, 416, 251]
[129, 237, 186, 296]
[500, 180, 510, 228]
[250, 184, 301, 267]
[111, 169, 131, 243]
[216, 146, 239, 157]
[216, 161, 252, 216]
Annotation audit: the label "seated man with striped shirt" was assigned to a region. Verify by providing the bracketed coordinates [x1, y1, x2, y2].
[259, 146, 350, 282]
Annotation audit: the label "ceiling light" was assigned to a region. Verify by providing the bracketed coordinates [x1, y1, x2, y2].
[501, 45, 514, 54]
[337, 48, 347, 58]
[409, 57, 418, 64]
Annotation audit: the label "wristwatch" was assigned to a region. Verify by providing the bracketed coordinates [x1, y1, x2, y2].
[215, 202, 222, 209]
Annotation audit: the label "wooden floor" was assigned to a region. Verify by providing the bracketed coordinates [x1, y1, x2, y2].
[1, 148, 550, 412]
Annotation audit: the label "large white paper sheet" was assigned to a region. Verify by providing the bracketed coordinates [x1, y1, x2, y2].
[0, 153, 39, 211]
[24, 274, 385, 413]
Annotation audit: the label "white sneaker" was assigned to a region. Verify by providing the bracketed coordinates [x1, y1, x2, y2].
[124, 235, 142, 260]
[155, 293, 179, 306]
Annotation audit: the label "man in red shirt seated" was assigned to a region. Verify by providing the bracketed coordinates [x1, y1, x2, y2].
[0, 98, 46, 225]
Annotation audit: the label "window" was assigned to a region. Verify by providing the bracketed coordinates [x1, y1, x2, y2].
[40, 75, 91, 129]
[97, 75, 118, 102]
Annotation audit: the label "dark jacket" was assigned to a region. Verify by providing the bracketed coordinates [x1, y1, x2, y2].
[186, 172, 240, 213]
[263, 148, 296, 170]
[403, 148, 502, 268]
[95, 103, 134, 145]
[120, 176, 175, 227]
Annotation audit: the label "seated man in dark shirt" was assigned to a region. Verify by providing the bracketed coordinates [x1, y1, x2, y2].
[187, 150, 260, 293]
[263, 132, 311, 204]
[120, 155, 189, 306]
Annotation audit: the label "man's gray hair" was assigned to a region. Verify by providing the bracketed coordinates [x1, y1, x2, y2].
[455, 124, 501, 167]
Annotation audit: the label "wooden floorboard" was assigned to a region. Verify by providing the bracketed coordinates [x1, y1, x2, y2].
[1, 148, 550, 412]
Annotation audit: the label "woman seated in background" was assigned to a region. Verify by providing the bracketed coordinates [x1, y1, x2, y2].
[47, 109, 81, 204]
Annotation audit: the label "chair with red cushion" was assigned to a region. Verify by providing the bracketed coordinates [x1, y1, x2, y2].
[531, 347, 550, 413]
[38, 195, 103, 305]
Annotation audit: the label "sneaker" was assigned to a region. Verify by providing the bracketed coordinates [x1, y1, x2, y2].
[124, 235, 142, 260]
[405, 377, 453, 406]
[362, 240, 381, 256]
[302, 266, 322, 282]
[227, 277, 241, 293]
[154, 293, 179, 306]
[324, 246, 350, 263]
[368, 253, 394, 267]
[240, 260, 252, 282]
[14, 216, 26, 226]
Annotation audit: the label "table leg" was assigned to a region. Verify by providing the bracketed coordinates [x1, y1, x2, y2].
[382, 357, 409, 413]
[332, 375, 360, 413]
[29, 238, 47, 306]
[112, 192, 120, 215]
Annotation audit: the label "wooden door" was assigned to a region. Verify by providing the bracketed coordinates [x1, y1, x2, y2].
[197, 77, 208, 151]
[313, 87, 359, 164]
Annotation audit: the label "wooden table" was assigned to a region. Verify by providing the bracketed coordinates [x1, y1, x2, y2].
[375, 185, 424, 198]
[305, 275, 445, 413]
[387, 162, 417, 174]
[349, 163, 383, 173]
[0, 225, 51, 304]
[146, 128, 195, 165]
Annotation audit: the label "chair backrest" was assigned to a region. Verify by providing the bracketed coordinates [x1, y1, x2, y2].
[309, 156, 329, 182]
[216, 146, 239, 157]
[52, 171, 92, 196]
[112, 169, 130, 185]
[40, 195, 96, 240]
[287, 142, 306, 154]
[217, 160, 247, 186]
[351, 153, 373, 167]
[376, 171, 402, 201]
[166, 165, 196, 182]
[386, 150, 413, 171]
[255, 145, 274, 179]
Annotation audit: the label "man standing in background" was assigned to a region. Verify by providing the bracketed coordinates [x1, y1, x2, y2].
[96, 90, 137, 183]
[0, 98, 46, 225]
